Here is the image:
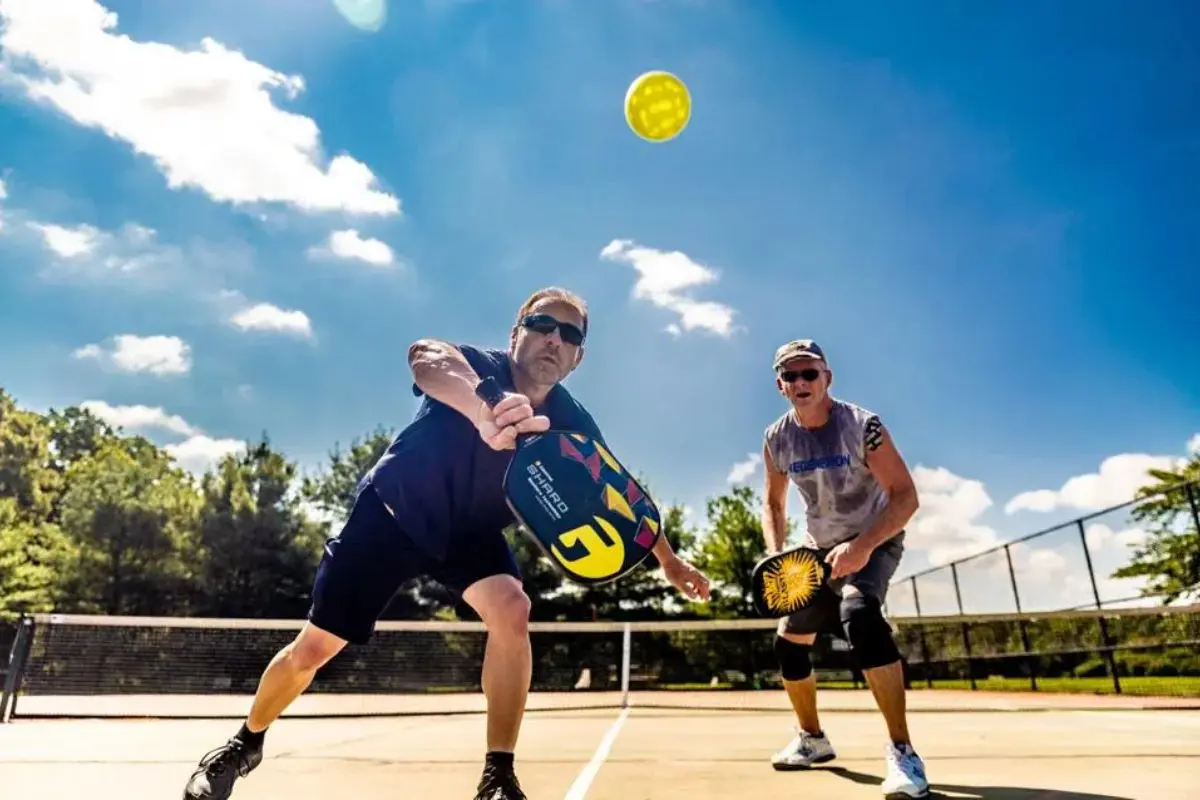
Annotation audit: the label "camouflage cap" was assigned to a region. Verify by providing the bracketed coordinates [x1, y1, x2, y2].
[772, 339, 827, 371]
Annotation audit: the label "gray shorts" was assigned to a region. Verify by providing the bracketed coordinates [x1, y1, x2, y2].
[780, 532, 904, 637]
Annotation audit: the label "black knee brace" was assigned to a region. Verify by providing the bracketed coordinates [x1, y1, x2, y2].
[774, 636, 813, 681]
[840, 594, 901, 669]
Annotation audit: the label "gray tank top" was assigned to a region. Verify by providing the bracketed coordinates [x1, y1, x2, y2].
[763, 397, 890, 549]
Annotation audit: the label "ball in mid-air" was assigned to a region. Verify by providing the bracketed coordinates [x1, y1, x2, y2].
[333, 0, 387, 32]
[624, 71, 691, 143]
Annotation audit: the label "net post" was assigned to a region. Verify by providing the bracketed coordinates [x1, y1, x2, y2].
[0, 615, 35, 724]
[949, 564, 976, 690]
[910, 577, 933, 688]
[620, 622, 632, 709]
[1003, 544, 1037, 691]
[1077, 519, 1121, 694]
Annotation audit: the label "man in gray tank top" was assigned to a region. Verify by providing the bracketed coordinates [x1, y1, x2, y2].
[760, 339, 930, 798]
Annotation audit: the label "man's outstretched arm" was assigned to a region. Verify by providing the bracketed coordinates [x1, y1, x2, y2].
[408, 339, 548, 449]
[408, 339, 486, 421]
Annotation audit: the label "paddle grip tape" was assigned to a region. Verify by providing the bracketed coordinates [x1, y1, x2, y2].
[474, 375, 505, 409]
[840, 594, 901, 669]
[773, 637, 813, 681]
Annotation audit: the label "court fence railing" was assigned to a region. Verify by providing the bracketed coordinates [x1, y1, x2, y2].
[884, 478, 1200, 696]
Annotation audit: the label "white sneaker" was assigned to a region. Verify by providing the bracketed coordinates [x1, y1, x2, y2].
[880, 742, 930, 798]
[770, 728, 837, 771]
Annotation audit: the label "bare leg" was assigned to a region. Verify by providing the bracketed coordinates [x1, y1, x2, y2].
[247, 623, 347, 732]
[778, 629, 823, 735]
[464, 575, 533, 752]
[862, 659, 910, 744]
[183, 623, 347, 798]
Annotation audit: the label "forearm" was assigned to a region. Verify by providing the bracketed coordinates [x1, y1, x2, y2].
[408, 341, 484, 423]
[762, 501, 788, 551]
[652, 533, 678, 564]
[856, 486, 918, 551]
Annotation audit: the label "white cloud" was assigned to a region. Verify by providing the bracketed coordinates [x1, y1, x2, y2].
[1084, 522, 1148, 553]
[0, 0, 399, 216]
[19, 215, 180, 279]
[73, 333, 192, 375]
[79, 400, 198, 436]
[0, 177, 7, 200]
[165, 434, 246, 475]
[726, 452, 761, 485]
[1189, 433, 1200, 457]
[1005, 450, 1188, 515]
[907, 465, 1003, 566]
[309, 228, 395, 267]
[76, 397, 246, 475]
[599, 239, 738, 337]
[229, 302, 313, 338]
[27, 222, 101, 257]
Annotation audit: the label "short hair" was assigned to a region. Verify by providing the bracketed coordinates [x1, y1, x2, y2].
[514, 286, 589, 337]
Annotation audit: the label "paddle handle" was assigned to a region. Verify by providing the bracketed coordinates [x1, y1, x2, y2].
[473, 376, 532, 446]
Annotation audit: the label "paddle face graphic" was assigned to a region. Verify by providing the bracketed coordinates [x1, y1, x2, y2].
[751, 546, 831, 617]
[475, 376, 663, 585]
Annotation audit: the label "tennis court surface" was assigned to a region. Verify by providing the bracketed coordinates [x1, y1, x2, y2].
[3, 691, 1200, 799]
[3, 612, 1199, 798]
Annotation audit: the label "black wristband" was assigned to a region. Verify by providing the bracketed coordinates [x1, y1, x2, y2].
[474, 375, 505, 409]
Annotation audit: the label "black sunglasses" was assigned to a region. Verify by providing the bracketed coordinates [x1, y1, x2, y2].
[779, 367, 823, 383]
[521, 313, 585, 346]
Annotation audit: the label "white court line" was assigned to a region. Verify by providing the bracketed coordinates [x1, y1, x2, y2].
[562, 706, 631, 800]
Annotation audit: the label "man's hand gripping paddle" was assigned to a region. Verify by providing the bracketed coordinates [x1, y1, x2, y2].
[750, 545, 832, 617]
[474, 375, 664, 586]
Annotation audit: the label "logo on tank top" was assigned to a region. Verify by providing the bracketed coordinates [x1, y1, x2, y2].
[789, 453, 851, 474]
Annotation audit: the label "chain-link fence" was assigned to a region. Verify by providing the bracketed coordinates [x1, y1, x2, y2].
[885, 479, 1200, 695]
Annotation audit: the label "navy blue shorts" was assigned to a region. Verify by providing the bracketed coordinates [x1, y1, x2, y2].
[307, 484, 521, 645]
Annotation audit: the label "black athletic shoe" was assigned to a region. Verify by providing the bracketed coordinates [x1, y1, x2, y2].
[473, 761, 528, 800]
[182, 736, 263, 799]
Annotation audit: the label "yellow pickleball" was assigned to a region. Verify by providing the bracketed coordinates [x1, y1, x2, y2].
[624, 71, 691, 143]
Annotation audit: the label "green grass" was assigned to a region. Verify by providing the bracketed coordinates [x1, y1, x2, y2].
[905, 675, 1200, 697]
[651, 676, 1200, 698]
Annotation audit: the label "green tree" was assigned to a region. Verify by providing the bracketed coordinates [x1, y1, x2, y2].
[1111, 459, 1200, 603]
[44, 405, 118, 473]
[194, 437, 326, 618]
[689, 484, 790, 618]
[56, 436, 203, 615]
[0, 498, 76, 622]
[299, 425, 394, 519]
[0, 389, 62, 524]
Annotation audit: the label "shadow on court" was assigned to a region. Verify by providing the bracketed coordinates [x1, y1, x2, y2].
[825, 766, 1139, 799]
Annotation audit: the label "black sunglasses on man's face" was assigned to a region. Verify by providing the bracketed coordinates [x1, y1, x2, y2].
[521, 313, 585, 346]
[779, 367, 823, 383]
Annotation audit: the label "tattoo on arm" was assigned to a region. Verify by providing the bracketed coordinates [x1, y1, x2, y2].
[864, 415, 884, 452]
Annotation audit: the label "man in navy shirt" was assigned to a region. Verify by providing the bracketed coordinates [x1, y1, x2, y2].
[183, 287, 711, 800]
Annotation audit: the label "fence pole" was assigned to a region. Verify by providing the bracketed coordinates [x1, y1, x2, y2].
[1077, 520, 1121, 694]
[1184, 483, 1200, 539]
[1003, 544, 1037, 691]
[949, 564, 976, 690]
[910, 577, 933, 688]
[0, 616, 35, 724]
[620, 622, 632, 709]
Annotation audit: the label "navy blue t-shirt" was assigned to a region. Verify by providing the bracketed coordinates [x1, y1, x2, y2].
[364, 344, 605, 560]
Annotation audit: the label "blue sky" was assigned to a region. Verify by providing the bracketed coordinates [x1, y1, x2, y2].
[1, 0, 1197, 614]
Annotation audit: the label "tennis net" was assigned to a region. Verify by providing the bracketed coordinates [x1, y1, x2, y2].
[3, 604, 1198, 721]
